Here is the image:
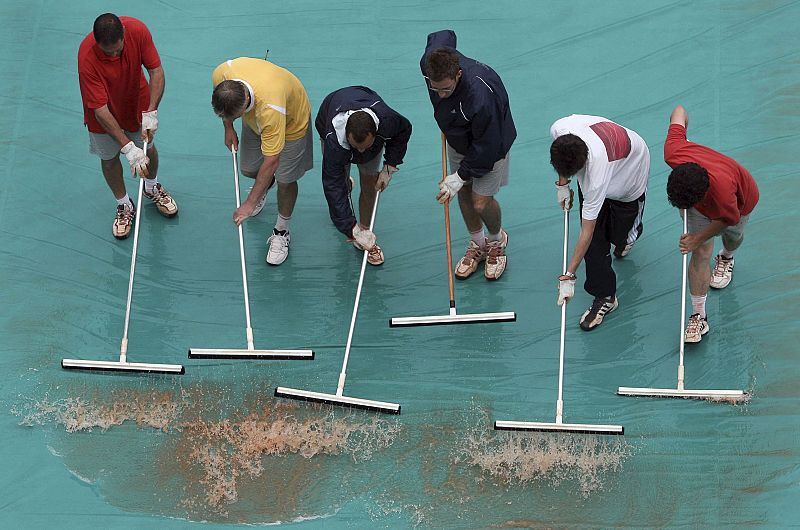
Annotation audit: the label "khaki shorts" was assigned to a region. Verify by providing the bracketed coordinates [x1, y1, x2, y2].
[447, 143, 509, 197]
[89, 130, 153, 160]
[240, 121, 313, 184]
[683, 207, 750, 249]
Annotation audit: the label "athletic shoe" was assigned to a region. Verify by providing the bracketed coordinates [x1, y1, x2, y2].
[579, 295, 619, 331]
[143, 183, 178, 217]
[248, 179, 275, 217]
[709, 255, 734, 289]
[455, 240, 485, 280]
[484, 229, 508, 280]
[266, 229, 290, 265]
[353, 240, 385, 266]
[684, 313, 710, 343]
[251, 190, 267, 217]
[112, 202, 135, 240]
[614, 241, 635, 258]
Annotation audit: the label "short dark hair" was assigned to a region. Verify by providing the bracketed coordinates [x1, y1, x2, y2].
[425, 48, 461, 82]
[667, 162, 710, 209]
[93, 13, 124, 47]
[550, 134, 589, 178]
[212, 80, 247, 120]
[345, 111, 377, 143]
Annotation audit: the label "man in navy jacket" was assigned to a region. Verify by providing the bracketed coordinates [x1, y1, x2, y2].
[315, 86, 412, 265]
[421, 30, 516, 280]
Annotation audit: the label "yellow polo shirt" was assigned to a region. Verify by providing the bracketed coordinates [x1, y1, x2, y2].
[212, 57, 310, 156]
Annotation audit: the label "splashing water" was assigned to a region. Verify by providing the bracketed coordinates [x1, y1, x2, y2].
[454, 408, 631, 497]
[16, 384, 401, 521]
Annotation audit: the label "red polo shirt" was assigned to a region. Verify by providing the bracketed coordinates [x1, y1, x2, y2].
[78, 17, 161, 134]
[664, 124, 759, 225]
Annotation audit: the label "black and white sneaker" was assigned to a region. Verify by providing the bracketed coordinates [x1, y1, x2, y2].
[579, 295, 618, 331]
[684, 313, 710, 343]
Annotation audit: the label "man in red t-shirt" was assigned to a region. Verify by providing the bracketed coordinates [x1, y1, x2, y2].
[78, 13, 178, 239]
[664, 105, 759, 343]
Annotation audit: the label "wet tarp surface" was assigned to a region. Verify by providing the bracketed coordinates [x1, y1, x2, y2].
[1, 0, 798, 527]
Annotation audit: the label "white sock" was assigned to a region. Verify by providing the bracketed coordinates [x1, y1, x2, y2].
[116, 194, 132, 208]
[144, 177, 158, 193]
[487, 230, 502, 242]
[719, 248, 734, 260]
[274, 214, 291, 233]
[691, 294, 707, 318]
[470, 228, 486, 248]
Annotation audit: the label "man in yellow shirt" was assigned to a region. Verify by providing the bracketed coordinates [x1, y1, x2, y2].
[212, 57, 313, 265]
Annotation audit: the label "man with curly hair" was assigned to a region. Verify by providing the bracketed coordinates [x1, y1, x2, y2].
[665, 105, 759, 343]
[549, 115, 650, 331]
[420, 30, 516, 281]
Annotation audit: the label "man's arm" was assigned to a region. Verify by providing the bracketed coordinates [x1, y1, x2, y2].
[233, 154, 279, 225]
[670, 105, 688, 128]
[94, 105, 133, 148]
[146, 66, 165, 111]
[565, 218, 597, 275]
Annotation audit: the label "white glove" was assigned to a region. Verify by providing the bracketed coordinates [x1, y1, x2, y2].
[437, 171, 466, 204]
[352, 223, 377, 250]
[376, 164, 397, 191]
[120, 141, 150, 177]
[141, 110, 158, 141]
[556, 182, 574, 210]
[557, 274, 576, 306]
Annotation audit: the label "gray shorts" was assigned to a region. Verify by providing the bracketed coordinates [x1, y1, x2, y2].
[683, 207, 750, 249]
[319, 139, 382, 178]
[240, 121, 313, 184]
[447, 143, 509, 197]
[88, 130, 153, 160]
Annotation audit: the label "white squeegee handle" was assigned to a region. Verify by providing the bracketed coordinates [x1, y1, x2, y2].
[556, 208, 569, 424]
[678, 211, 688, 390]
[337, 190, 381, 396]
[230, 147, 256, 350]
[120, 140, 148, 363]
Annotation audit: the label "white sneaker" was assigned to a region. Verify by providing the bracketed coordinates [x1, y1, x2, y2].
[252, 191, 267, 217]
[266, 229, 290, 265]
[684, 313, 710, 343]
[709, 256, 734, 289]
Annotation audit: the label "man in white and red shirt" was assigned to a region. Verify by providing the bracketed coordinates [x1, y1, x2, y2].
[78, 13, 177, 240]
[550, 114, 650, 331]
[665, 105, 759, 343]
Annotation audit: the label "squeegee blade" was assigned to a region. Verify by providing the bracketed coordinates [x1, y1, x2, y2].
[188, 348, 314, 360]
[61, 358, 185, 375]
[494, 419, 623, 435]
[274, 387, 400, 414]
[617, 386, 747, 401]
[390, 311, 516, 327]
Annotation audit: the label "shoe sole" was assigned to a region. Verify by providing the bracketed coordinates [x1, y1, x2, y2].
[709, 278, 731, 289]
[113, 232, 131, 240]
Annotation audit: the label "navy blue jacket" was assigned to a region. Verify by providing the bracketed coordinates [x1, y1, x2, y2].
[315, 86, 412, 236]
[420, 30, 516, 179]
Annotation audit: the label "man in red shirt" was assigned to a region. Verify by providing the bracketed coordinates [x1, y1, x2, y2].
[664, 105, 759, 343]
[78, 13, 178, 239]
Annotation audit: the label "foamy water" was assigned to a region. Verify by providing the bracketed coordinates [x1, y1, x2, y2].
[16, 384, 400, 521]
